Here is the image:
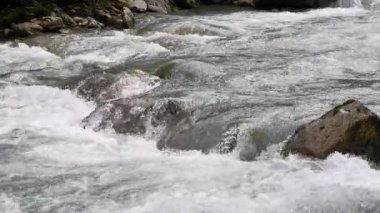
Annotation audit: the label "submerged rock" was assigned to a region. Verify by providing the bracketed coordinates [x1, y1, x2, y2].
[82, 98, 193, 139]
[282, 100, 380, 163]
[77, 69, 160, 103]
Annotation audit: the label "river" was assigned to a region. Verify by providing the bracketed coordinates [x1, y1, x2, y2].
[1, 5, 380, 213]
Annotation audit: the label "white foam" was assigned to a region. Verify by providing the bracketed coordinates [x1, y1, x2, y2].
[0, 43, 62, 75]
[0, 194, 21, 213]
[65, 31, 169, 64]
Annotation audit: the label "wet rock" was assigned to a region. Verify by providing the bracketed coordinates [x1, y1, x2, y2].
[255, 0, 336, 8]
[94, 9, 123, 29]
[77, 70, 160, 103]
[73, 16, 103, 28]
[174, 0, 200, 8]
[60, 13, 77, 27]
[82, 98, 192, 139]
[145, 0, 172, 13]
[93, 9, 112, 23]
[127, 0, 148, 12]
[93, 7, 134, 29]
[12, 22, 43, 37]
[282, 100, 380, 163]
[38, 16, 64, 31]
[122, 7, 135, 28]
[108, 16, 126, 29]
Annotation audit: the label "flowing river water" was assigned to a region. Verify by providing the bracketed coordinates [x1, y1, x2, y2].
[1, 5, 380, 213]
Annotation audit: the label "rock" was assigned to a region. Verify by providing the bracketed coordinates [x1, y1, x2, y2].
[255, 0, 336, 8]
[122, 7, 135, 28]
[145, 0, 172, 13]
[94, 9, 113, 23]
[282, 100, 380, 163]
[174, 0, 200, 8]
[107, 17, 126, 29]
[82, 98, 192, 140]
[127, 0, 148, 12]
[93, 8, 133, 29]
[59, 29, 70, 34]
[12, 22, 43, 37]
[77, 70, 160, 103]
[74, 16, 103, 28]
[234, 0, 255, 6]
[38, 16, 64, 31]
[60, 13, 77, 27]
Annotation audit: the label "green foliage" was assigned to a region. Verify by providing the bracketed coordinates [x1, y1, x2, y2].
[0, 2, 51, 28]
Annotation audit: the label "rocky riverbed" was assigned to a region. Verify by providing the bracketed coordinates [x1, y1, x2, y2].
[1, 2, 380, 213]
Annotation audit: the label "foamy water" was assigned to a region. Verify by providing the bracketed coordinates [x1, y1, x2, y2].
[0, 7, 380, 213]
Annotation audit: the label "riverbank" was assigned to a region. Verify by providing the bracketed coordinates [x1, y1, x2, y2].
[0, 0, 346, 40]
[0, 0, 253, 40]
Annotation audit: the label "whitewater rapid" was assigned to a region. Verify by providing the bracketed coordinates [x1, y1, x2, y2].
[1, 6, 380, 213]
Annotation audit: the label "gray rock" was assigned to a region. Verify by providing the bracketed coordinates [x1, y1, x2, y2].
[145, 0, 172, 13]
[127, 0, 148, 12]
[77, 70, 160, 103]
[60, 13, 77, 27]
[38, 16, 64, 31]
[282, 100, 380, 163]
[93, 8, 134, 29]
[82, 98, 192, 140]
[73, 16, 103, 28]
[122, 7, 135, 28]
[12, 22, 43, 37]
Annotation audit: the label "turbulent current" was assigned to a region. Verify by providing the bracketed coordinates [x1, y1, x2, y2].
[1, 6, 380, 213]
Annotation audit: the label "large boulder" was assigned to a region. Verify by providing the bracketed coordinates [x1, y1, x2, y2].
[255, 0, 336, 9]
[127, 0, 148, 12]
[282, 100, 380, 163]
